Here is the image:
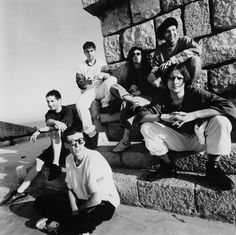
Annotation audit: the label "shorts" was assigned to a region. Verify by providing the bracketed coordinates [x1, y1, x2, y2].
[37, 144, 70, 167]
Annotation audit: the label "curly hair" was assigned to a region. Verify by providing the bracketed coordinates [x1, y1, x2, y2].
[127, 46, 151, 73]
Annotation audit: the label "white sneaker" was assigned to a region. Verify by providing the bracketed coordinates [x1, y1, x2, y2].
[16, 165, 27, 182]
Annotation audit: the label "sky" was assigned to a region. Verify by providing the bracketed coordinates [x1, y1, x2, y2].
[0, 0, 105, 125]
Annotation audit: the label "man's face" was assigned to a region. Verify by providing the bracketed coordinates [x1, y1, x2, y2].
[167, 69, 185, 94]
[132, 49, 142, 64]
[163, 25, 178, 45]
[66, 132, 85, 156]
[84, 47, 96, 61]
[46, 96, 61, 111]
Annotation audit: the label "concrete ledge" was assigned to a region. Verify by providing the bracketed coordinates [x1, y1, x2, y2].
[98, 142, 236, 174]
[27, 167, 236, 223]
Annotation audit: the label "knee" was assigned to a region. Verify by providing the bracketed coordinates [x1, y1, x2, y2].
[106, 76, 117, 86]
[209, 116, 232, 132]
[140, 122, 152, 136]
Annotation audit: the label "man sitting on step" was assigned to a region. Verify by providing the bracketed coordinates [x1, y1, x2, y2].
[0, 90, 84, 205]
[75, 41, 117, 144]
[140, 64, 236, 190]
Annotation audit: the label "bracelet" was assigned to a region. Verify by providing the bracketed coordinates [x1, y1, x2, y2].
[37, 129, 43, 133]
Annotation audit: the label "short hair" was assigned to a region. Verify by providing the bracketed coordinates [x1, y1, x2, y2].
[46, 90, 61, 99]
[164, 64, 191, 86]
[62, 126, 83, 143]
[83, 41, 96, 51]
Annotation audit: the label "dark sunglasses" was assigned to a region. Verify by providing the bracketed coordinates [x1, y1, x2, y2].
[133, 52, 141, 56]
[169, 76, 184, 81]
[68, 138, 84, 146]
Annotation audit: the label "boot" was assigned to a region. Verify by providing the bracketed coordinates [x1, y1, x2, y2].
[145, 160, 177, 181]
[206, 160, 235, 190]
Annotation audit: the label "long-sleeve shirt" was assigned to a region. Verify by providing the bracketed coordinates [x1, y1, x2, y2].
[150, 36, 202, 68]
[140, 87, 236, 134]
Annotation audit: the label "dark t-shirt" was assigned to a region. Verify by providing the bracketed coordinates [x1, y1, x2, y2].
[45, 104, 82, 132]
[141, 87, 236, 134]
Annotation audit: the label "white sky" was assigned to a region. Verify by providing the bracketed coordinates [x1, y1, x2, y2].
[0, 0, 105, 125]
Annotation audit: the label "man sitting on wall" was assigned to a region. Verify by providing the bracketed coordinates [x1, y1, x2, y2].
[75, 41, 117, 145]
[0, 90, 83, 205]
[148, 17, 202, 88]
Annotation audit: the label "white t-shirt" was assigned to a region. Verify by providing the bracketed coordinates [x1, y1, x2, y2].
[65, 149, 120, 208]
[77, 59, 107, 83]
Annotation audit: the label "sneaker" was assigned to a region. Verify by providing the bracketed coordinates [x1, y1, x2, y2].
[206, 161, 235, 190]
[36, 217, 60, 234]
[48, 164, 61, 181]
[16, 165, 27, 182]
[84, 130, 98, 149]
[0, 190, 28, 205]
[112, 140, 131, 153]
[144, 161, 177, 181]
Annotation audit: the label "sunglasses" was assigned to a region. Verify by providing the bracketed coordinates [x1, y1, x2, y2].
[133, 52, 141, 56]
[169, 76, 184, 81]
[68, 138, 84, 147]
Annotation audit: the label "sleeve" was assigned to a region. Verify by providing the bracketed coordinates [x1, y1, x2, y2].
[76, 72, 92, 90]
[193, 88, 236, 122]
[45, 110, 54, 122]
[86, 153, 108, 194]
[169, 36, 202, 65]
[59, 106, 74, 127]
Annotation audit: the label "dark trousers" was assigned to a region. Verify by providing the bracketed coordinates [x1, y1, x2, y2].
[34, 192, 115, 234]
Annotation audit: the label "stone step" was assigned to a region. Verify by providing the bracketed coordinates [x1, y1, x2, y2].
[31, 167, 236, 224]
[97, 141, 236, 174]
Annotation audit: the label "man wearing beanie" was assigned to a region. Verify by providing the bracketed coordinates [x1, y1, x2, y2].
[148, 17, 202, 87]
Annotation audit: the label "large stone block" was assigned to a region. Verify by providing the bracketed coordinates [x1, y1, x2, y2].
[130, 0, 161, 24]
[161, 0, 195, 13]
[113, 169, 142, 206]
[195, 175, 236, 222]
[184, 0, 211, 38]
[199, 28, 236, 67]
[100, 2, 131, 36]
[192, 69, 209, 90]
[212, 0, 236, 30]
[104, 34, 121, 63]
[138, 178, 196, 216]
[109, 61, 129, 84]
[154, 9, 183, 43]
[122, 20, 156, 58]
[208, 62, 236, 95]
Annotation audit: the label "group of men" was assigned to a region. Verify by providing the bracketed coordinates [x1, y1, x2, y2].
[1, 17, 236, 234]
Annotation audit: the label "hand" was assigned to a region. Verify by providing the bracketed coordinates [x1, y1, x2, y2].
[30, 130, 40, 143]
[159, 60, 172, 71]
[72, 209, 80, 215]
[55, 121, 67, 132]
[151, 67, 159, 73]
[160, 113, 176, 123]
[131, 90, 141, 96]
[131, 97, 150, 110]
[171, 111, 196, 128]
[129, 85, 138, 92]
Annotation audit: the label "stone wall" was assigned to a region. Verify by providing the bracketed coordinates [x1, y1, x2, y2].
[82, 0, 236, 97]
